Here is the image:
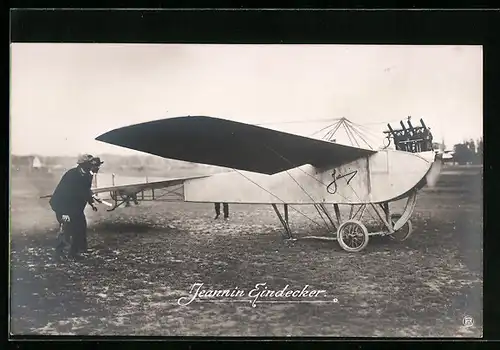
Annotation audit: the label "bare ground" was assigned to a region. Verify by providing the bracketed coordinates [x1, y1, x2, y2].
[9, 166, 483, 337]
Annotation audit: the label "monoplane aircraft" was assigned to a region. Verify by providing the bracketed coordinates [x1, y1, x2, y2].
[42, 116, 441, 252]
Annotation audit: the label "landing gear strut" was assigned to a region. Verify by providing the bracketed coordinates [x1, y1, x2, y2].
[272, 190, 417, 253]
[271, 204, 293, 239]
[108, 191, 140, 212]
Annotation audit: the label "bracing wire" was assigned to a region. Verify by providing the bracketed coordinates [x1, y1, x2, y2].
[309, 119, 386, 224]
[323, 121, 343, 141]
[342, 121, 356, 146]
[323, 129, 335, 142]
[263, 143, 371, 222]
[323, 128, 336, 141]
[349, 121, 392, 144]
[283, 170, 331, 228]
[282, 145, 382, 225]
[357, 119, 402, 126]
[355, 130, 384, 147]
[255, 117, 344, 126]
[346, 122, 362, 148]
[349, 120, 386, 136]
[252, 144, 331, 228]
[310, 124, 334, 138]
[344, 121, 374, 150]
[263, 146, 350, 202]
[311, 119, 342, 139]
[230, 168, 323, 228]
[350, 127, 374, 150]
[234, 117, 392, 228]
[342, 120, 387, 149]
[338, 123, 388, 223]
[282, 142, 384, 225]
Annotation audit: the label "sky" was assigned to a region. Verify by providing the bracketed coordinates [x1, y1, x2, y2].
[10, 44, 483, 156]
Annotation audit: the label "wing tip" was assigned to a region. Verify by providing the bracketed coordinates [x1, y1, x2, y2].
[94, 116, 198, 142]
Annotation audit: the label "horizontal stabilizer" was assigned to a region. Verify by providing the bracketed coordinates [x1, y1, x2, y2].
[40, 175, 208, 199]
[91, 175, 208, 194]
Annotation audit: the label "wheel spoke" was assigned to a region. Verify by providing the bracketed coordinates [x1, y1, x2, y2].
[337, 220, 369, 252]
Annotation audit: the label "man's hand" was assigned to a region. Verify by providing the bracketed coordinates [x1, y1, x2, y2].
[92, 205, 98, 212]
[61, 215, 71, 223]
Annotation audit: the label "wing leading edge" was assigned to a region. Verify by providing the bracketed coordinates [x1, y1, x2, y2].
[96, 116, 376, 175]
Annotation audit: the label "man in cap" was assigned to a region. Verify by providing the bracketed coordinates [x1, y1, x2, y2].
[50, 154, 103, 260]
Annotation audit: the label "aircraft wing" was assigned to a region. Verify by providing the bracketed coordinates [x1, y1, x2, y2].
[96, 116, 376, 175]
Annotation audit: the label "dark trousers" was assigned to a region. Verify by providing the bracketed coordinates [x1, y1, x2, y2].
[214, 203, 229, 218]
[55, 212, 88, 255]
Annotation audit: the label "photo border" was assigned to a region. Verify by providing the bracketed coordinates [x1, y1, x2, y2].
[7, 7, 498, 347]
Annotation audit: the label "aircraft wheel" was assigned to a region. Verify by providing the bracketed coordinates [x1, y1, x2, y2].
[388, 214, 413, 241]
[336, 220, 369, 252]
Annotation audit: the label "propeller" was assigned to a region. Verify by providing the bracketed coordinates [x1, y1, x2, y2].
[425, 159, 442, 188]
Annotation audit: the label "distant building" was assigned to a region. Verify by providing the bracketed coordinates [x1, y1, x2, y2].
[32, 156, 42, 169]
[11, 155, 44, 173]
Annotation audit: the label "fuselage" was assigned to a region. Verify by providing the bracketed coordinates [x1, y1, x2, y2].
[183, 149, 437, 205]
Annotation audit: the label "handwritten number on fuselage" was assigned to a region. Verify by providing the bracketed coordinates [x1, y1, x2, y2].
[326, 169, 358, 194]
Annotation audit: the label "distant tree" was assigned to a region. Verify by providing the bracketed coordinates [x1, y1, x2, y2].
[467, 139, 476, 154]
[475, 137, 483, 164]
[41, 156, 53, 166]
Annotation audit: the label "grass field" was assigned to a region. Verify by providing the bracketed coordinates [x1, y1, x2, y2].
[9, 165, 483, 337]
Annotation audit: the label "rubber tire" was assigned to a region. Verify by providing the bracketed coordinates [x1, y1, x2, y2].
[389, 214, 413, 242]
[336, 220, 370, 252]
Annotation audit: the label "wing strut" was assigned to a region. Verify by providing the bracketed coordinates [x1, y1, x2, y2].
[271, 204, 293, 239]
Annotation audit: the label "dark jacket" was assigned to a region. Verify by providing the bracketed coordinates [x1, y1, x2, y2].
[49, 167, 94, 215]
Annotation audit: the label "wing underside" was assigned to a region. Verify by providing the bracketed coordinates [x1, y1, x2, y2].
[96, 116, 376, 175]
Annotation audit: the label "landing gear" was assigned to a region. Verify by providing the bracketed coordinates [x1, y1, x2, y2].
[387, 214, 413, 242]
[108, 191, 140, 211]
[336, 220, 369, 252]
[271, 189, 418, 253]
